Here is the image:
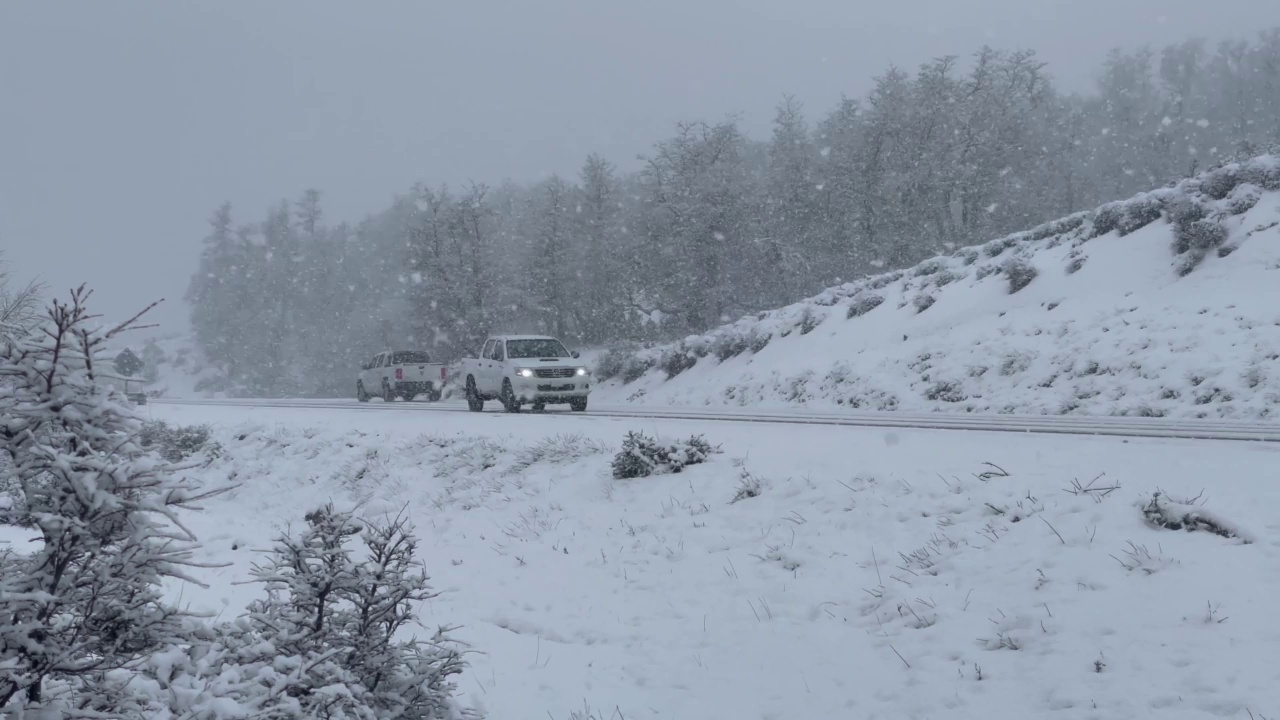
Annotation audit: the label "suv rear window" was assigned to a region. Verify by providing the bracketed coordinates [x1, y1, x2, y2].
[391, 351, 432, 364]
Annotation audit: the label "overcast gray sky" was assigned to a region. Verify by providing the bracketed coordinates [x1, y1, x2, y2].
[2, 0, 1275, 332]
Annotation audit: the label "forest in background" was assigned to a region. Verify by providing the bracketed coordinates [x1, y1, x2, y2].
[185, 30, 1280, 396]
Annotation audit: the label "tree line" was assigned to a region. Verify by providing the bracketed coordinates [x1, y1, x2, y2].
[186, 31, 1280, 397]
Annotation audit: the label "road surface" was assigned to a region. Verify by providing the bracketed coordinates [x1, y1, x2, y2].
[153, 398, 1280, 443]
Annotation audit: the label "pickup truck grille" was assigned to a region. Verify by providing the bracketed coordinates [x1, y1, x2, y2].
[535, 368, 575, 379]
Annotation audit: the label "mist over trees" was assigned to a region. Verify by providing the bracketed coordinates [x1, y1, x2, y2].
[187, 30, 1280, 397]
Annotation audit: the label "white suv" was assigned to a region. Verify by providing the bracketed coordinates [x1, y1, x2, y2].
[460, 335, 590, 412]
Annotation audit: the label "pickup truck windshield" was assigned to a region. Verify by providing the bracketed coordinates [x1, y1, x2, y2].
[391, 351, 432, 364]
[506, 339, 570, 359]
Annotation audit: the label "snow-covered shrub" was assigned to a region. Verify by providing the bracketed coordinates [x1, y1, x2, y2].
[1116, 195, 1164, 236]
[128, 505, 469, 720]
[1199, 166, 1243, 200]
[846, 293, 884, 319]
[934, 269, 961, 287]
[1141, 492, 1248, 541]
[925, 380, 966, 403]
[712, 332, 750, 361]
[1165, 196, 1207, 230]
[731, 467, 763, 503]
[1225, 183, 1261, 215]
[0, 288, 226, 710]
[1174, 218, 1228, 254]
[619, 354, 656, 384]
[659, 346, 697, 379]
[1175, 248, 1208, 277]
[747, 331, 772, 354]
[999, 352, 1033, 376]
[1091, 202, 1124, 236]
[914, 258, 947, 277]
[798, 309, 822, 335]
[611, 431, 717, 479]
[1065, 250, 1086, 274]
[983, 237, 1018, 258]
[1002, 258, 1038, 294]
[138, 420, 221, 462]
[593, 348, 630, 381]
[913, 294, 936, 314]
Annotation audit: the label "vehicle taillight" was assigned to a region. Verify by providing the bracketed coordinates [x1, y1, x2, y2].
[441, 367, 447, 380]
[395, 368, 403, 380]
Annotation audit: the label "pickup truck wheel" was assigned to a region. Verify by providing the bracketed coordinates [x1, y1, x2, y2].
[531, 402, 545, 412]
[570, 397, 588, 412]
[501, 380, 521, 413]
[465, 377, 484, 412]
[356, 381, 370, 403]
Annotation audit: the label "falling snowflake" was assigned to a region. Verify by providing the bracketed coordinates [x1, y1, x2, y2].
[1161, 116, 1173, 127]
[1196, 119, 1210, 128]
[411, 272, 423, 284]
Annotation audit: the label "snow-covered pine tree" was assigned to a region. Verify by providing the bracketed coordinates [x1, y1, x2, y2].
[0, 287, 224, 712]
[134, 504, 469, 719]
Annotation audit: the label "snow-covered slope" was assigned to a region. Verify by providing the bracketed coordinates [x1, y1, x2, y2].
[596, 156, 1280, 419]
[148, 404, 1280, 719]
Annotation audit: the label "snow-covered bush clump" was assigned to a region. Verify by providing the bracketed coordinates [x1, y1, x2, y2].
[139, 420, 222, 462]
[611, 431, 718, 479]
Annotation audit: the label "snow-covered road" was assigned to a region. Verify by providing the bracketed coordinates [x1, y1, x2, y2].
[153, 397, 1280, 443]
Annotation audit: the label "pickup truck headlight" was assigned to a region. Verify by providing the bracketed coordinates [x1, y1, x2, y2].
[575, 367, 587, 376]
[517, 368, 534, 378]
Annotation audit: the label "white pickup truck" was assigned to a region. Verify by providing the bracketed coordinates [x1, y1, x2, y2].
[460, 335, 590, 412]
[356, 350, 447, 402]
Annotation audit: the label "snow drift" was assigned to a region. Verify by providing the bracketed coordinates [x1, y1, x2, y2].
[596, 156, 1280, 419]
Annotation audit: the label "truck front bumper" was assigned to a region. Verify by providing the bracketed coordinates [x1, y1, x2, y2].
[513, 379, 590, 404]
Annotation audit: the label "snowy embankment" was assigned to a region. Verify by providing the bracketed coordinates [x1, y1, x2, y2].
[596, 156, 1280, 420]
[147, 403, 1280, 719]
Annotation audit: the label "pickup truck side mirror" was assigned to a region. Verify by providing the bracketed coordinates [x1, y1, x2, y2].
[571, 350, 581, 359]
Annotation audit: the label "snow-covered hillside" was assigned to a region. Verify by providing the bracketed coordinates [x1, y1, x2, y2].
[596, 156, 1280, 419]
[146, 404, 1280, 719]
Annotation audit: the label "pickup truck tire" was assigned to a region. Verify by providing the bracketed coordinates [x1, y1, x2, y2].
[465, 377, 484, 412]
[570, 397, 588, 412]
[500, 380, 522, 413]
[356, 381, 370, 403]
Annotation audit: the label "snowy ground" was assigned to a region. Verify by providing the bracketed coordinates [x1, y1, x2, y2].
[141, 403, 1280, 719]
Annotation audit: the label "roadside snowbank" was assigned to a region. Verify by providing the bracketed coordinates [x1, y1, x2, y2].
[149, 404, 1280, 719]
[597, 156, 1280, 420]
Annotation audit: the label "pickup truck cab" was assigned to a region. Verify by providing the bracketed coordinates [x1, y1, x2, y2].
[460, 335, 590, 412]
[357, 350, 447, 402]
